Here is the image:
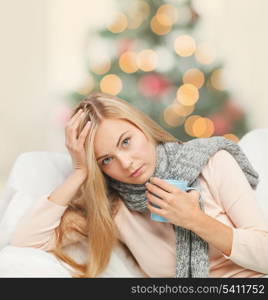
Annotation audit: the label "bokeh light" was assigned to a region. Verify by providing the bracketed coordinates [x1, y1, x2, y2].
[192, 117, 215, 137]
[162, 105, 185, 127]
[127, 0, 150, 29]
[170, 101, 195, 117]
[137, 0, 151, 16]
[137, 49, 158, 71]
[157, 4, 179, 24]
[174, 35, 196, 57]
[176, 83, 199, 105]
[119, 51, 138, 73]
[150, 15, 172, 35]
[183, 68, 205, 89]
[184, 115, 200, 136]
[156, 13, 172, 27]
[127, 13, 144, 30]
[210, 68, 225, 90]
[90, 60, 111, 75]
[100, 74, 122, 95]
[107, 12, 128, 33]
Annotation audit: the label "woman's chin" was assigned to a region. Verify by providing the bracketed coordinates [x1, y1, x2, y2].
[131, 166, 154, 185]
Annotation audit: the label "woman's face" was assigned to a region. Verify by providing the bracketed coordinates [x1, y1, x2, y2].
[94, 118, 156, 184]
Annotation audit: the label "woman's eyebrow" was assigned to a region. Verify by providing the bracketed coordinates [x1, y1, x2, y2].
[97, 130, 130, 161]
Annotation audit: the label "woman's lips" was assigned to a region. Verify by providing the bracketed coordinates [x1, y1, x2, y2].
[130, 165, 145, 177]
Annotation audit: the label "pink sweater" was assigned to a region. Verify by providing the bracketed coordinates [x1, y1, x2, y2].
[10, 150, 268, 277]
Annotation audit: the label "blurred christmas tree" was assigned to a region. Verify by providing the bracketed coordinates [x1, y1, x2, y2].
[68, 0, 249, 142]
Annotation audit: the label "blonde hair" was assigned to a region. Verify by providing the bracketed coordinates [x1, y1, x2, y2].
[48, 92, 183, 277]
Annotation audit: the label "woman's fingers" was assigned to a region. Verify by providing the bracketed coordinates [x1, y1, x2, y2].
[66, 110, 88, 145]
[65, 110, 83, 147]
[70, 111, 86, 132]
[65, 109, 82, 138]
[74, 112, 90, 142]
[146, 191, 168, 209]
[77, 121, 91, 146]
[68, 109, 83, 127]
[145, 182, 170, 200]
[63, 107, 90, 173]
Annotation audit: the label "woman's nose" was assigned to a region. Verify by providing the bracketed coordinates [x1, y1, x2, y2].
[118, 154, 133, 169]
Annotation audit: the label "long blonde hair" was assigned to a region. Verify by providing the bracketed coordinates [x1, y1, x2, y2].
[48, 92, 183, 277]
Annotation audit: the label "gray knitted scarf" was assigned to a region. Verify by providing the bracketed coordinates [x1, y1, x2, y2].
[105, 136, 259, 277]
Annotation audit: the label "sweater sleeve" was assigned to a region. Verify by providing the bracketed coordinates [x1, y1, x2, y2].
[206, 149, 268, 274]
[9, 194, 68, 251]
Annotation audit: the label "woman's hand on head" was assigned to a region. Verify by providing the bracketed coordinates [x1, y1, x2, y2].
[65, 108, 91, 178]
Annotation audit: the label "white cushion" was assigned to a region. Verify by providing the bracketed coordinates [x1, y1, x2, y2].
[0, 151, 72, 221]
[0, 151, 73, 250]
[0, 243, 144, 278]
[0, 246, 71, 277]
[239, 128, 268, 219]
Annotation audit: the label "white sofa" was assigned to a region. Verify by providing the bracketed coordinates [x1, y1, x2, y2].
[0, 128, 268, 277]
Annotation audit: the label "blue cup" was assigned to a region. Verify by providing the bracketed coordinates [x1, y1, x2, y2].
[148, 179, 199, 223]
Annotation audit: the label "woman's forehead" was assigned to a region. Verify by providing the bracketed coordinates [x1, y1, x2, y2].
[94, 119, 137, 152]
[96, 118, 135, 133]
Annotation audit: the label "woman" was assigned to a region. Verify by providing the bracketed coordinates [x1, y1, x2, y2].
[10, 92, 268, 278]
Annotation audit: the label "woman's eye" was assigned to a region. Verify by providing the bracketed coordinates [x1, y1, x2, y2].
[122, 137, 130, 146]
[101, 137, 131, 166]
[102, 157, 112, 166]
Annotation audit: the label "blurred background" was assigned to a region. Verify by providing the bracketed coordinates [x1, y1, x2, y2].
[1, 0, 268, 198]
